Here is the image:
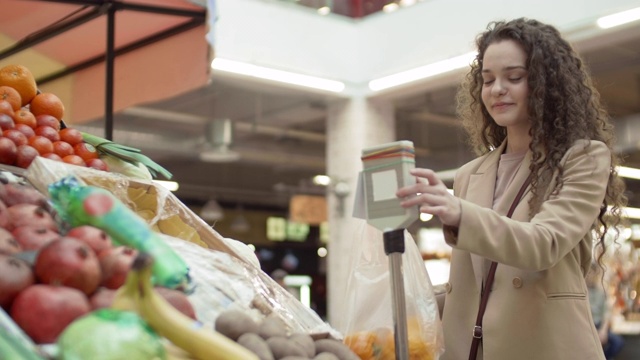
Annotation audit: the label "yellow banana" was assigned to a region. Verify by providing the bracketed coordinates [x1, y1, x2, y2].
[110, 264, 141, 313]
[164, 341, 198, 360]
[133, 254, 259, 360]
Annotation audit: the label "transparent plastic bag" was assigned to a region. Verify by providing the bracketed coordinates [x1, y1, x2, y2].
[341, 221, 444, 360]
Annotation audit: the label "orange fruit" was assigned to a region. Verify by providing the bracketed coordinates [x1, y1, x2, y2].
[13, 109, 36, 128]
[62, 154, 86, 167]
[59, 127, 83, 146]
[73, 142, 99, 162]
[52, 141, 74, 158]
[28, 135, 53, 155]
[30, 92, 65, 120]
[0, 65, 38, 106]
[0, 86, 21, 111]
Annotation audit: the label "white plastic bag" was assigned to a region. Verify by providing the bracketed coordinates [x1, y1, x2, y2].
[341, 221, 444, 359]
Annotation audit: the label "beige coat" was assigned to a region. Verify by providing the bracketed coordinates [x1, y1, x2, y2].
[439, 140, 608, 360]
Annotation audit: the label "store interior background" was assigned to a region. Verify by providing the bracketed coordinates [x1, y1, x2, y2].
[2, 0, 640, 326]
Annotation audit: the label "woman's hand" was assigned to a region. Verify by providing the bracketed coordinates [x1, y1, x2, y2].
[396, 168, 462, 227]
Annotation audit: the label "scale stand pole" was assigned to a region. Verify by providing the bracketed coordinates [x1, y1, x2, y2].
[384, 228, 409, 360]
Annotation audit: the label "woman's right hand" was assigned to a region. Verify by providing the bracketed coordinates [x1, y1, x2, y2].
[396, 168, 462, 227]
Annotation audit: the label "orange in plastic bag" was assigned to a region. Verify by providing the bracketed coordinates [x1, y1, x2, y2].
[340, 224, 444, 360]
[348, 319, 435, 360]
[344, 331, 376, 359]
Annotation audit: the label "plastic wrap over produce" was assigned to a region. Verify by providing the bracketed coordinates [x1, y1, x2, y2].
[23, 157, 339, 338]
[24, 157, 255, 266]
[162, 234, 340, 338]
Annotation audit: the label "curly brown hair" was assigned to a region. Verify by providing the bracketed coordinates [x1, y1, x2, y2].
[456, 18, 627, 266]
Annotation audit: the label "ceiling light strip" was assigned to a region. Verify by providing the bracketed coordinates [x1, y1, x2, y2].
[596, 6, 640, 29]
[617, 166, 640, 180]
[368, 51, 476, 92]
[211, 58, 345, 93]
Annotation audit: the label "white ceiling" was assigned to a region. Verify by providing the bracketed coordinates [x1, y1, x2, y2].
[74, 11, 640, 213]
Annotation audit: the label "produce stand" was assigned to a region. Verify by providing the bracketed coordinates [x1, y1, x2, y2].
[1, 157, 343, 358]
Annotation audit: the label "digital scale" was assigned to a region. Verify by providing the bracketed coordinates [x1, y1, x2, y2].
[354, 140, 419, 360]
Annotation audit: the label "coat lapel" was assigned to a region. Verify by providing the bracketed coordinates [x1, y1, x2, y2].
[465, 141, 505, 290]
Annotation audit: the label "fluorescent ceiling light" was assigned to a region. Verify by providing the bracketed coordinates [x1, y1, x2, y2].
[620, 207, 640, 220]
[617, 166, 640, 180]
[153, 180, 179, 191]
[597, 7, 640, 29]
[369, 51, 476, 91]
[383, 3, 399, 12]
[211, 58, 345, 93]
[317, 6, 330, 15]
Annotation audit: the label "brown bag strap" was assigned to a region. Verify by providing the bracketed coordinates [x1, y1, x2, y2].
[468, 173, 532, 360]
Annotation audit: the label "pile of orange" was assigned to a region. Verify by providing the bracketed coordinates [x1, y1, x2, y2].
[0, 64, 107, 171]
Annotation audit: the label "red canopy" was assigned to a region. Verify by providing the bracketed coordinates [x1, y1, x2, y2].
[0, 0, 211, 134]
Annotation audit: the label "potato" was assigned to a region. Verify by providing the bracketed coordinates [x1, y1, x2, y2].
[314, 339, 360, 360]
[214, 310, 259, 341]
[289, 333, 315, 358]
[258, 314, 288, 339]
[238, 332, 275, 360]
[314, 353, 339, 360]
[267, 336, 308, 359]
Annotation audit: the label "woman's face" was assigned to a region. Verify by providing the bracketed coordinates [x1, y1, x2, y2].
[481, 40, 530, 135]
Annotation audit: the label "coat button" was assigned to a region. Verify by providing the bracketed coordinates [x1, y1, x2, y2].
[512, 277, 523, 288]
[445, 282, 452, 293]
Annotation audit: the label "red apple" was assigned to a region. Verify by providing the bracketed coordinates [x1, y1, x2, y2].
[7, 203, 58, 232]
[10, 284, 90, 344]
[15, 144, 39, 169]
[3, 129, 27, 147]
[35, 114, 60, 131]
[98, 246, 137, 289]
[89, 287, 117, 310]
[66, 225, 113, 254]
[0, 182, 48, 207]
[35, 237, 102, 295]
[0, 228, 21, 255]
[0, 113, 15, 131]
[12, 225, 60, 251]
[0, 137, 17, 165]
[0, 199, 10, 229]
[0, 254, 34, 310]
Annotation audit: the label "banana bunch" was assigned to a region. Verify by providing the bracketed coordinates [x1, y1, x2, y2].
[112, 253, 259, 360]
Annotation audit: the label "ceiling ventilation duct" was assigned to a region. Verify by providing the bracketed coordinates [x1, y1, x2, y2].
[199, 119, 241, 162]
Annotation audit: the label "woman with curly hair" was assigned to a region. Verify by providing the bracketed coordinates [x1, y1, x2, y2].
[397, 18, 627, 359]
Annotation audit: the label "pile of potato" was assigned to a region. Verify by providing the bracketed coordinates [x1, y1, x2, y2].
[214, 310, 359, 360]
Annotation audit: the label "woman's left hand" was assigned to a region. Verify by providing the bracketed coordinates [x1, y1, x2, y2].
[396, 168, 462, 227]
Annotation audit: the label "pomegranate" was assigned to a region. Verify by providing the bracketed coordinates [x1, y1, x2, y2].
[155, 286, 197, 320]
[35, 237, 102, 295]
[67, 225, 113, 254]
[10, 284, 90, 344]
[0, 227, 21, 255]
[98, 246, 137, 289]
[0, 254, 34, 310]
[89, 287, 117, 310]
[12, 225, 60, 251]
[7, 203, 58, 232]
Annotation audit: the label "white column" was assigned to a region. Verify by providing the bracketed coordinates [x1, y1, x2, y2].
[325, 95, 395, 330]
